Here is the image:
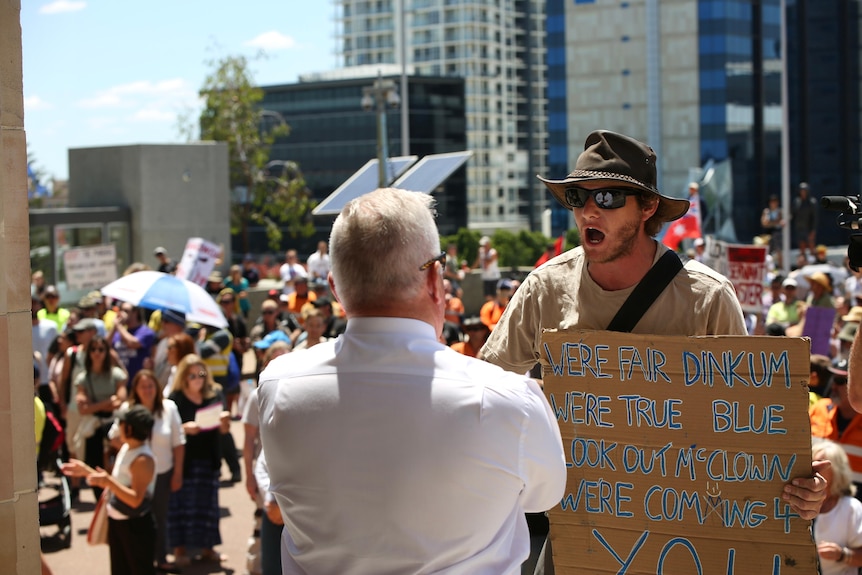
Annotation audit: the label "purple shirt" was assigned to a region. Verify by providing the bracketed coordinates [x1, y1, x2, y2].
[112, 324, 156, 383]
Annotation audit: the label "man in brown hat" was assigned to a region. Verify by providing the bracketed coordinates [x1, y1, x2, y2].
[479, 129, 829, 573]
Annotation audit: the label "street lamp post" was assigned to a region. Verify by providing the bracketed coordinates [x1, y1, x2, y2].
[362, 74, 400, 188]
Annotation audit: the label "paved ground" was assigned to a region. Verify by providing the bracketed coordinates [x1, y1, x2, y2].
[40, 420, 259, 575]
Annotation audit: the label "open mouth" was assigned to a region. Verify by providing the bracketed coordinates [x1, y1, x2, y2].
[585, 228, 605, 244]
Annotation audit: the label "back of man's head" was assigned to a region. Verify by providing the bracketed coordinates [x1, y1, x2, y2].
[330, 188, 439, 311]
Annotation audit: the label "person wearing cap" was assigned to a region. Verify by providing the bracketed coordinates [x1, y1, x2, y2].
[833, 305, 862, 359]
[38, 285, 71, 332]
[806, 271, 836, 309]
[205, 269, 224, 297]
[63, 404, 157, 574]
[473, 235, 501, 302]
[479, 130, 829, 572]
[77, 293, 107, 337]
[279, 249, 308, 296]
[480, 278, 513, 330]
[257, 188, 566, 575]
[451, 316, 491, 358]
[152, 309, 187, 390]
[792, 182, 818, 261]
[810, 358, 862, 501]
[692, 236, 706, 262]
[837, 321, 860, 361]
[154, 246, 177, 275]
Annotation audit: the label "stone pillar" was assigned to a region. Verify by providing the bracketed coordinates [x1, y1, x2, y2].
[0, 1, 42, 573]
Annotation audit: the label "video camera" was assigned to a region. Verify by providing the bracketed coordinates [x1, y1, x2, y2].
[822, 195, 862, 271]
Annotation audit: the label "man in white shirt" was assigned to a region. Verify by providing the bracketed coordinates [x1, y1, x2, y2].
[278, 249, 307, 296]
[258, 187, 567, 575]
[305, 240, 331, 280]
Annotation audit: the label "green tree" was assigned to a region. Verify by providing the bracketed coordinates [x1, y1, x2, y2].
[196, 54, 315, 252]
[26, 148, 51, 208]
[440, 227, 580, 269]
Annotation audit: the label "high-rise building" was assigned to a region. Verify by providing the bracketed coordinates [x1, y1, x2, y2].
[337, 0, 549, 233]
[548, 0, 860, 246]
[253, 71, 467, 256]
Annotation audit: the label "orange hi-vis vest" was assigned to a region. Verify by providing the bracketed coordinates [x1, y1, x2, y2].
[810, 397, 862, 484]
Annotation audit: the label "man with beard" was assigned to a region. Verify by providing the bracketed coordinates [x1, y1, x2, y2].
[479, 130, 829, 574]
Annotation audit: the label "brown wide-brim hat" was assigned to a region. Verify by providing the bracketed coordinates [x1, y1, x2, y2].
[537, 130, 690, 223]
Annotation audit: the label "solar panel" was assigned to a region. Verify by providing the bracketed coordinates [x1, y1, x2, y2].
[312, 156, 417, 215]
[392, 151, 473, 194]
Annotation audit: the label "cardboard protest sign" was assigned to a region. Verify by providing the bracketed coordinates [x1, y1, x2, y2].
[62, 244, 117, 290]
[541, 330, 816, 575]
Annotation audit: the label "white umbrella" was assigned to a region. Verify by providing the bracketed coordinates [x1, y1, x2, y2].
[101, 270, 227, 328]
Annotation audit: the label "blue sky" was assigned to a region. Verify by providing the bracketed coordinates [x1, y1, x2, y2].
[21, 0, 336, 181]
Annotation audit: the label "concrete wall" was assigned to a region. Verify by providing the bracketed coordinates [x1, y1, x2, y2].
[68, 143, 232, 268]
[564, 0, 700, 196]
[0, 1, 42, 572]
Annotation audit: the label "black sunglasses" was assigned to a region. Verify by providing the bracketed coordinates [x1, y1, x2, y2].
[419, 251, 447, 271]
[564, 186, 641, 209]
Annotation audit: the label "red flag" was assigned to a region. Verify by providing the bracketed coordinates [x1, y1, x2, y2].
[553, 234, 564, 256]
[535, 235, 565, 268]
[661, 191, 702, 251]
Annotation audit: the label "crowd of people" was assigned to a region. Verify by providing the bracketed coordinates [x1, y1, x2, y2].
[34, 129, 861, 574]
[33, 240, 351, 574]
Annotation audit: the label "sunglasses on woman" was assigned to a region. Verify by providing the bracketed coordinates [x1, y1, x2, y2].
[564, 186, 641, 209]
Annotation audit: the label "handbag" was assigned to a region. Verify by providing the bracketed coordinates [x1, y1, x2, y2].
[73, 414, 101, 457]
[87, 491, 109, 546]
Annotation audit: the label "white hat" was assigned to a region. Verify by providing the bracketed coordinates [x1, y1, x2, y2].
[782, 278, 798, 288]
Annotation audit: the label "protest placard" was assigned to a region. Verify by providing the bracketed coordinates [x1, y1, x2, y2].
[175, 237, 222, 287]
[801, 306, 836, 357]
[62, 244, 117, 290]
[703, 239, 768, 313]
[541, 330, 816, 574]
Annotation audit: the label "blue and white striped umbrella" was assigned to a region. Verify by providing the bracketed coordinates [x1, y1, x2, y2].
[100, 270, 227, 328]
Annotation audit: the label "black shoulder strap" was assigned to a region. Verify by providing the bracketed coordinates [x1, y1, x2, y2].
[606, 250, 683, 333]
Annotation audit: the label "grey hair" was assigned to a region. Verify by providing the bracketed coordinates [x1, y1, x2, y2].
[330, 188, 439, 311]
[813, 438, 856, 497]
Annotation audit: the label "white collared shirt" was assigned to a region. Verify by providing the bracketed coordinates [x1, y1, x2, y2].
[258, 317, 566, 575]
